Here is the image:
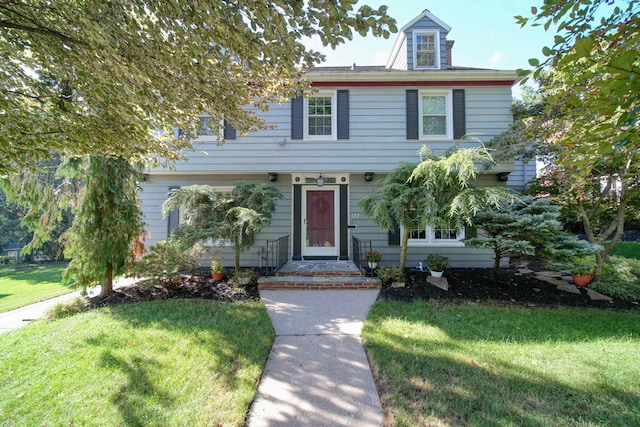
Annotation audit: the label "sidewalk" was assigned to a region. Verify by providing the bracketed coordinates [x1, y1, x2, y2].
[0, 277, 138, 334]
[247, 289, 383, 427]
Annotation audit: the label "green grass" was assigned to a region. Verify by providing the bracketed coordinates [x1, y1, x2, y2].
[0, 299, 274, 426]
[611, 241, 640, 259]
[0, 262, 71, 313]
[363, 300, 640, 427]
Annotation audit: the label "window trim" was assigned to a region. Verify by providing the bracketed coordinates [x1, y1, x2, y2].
[413, 30, 440, 70]
[419, 90, 453, 140]
[405, 223, 466, 248]
[304, 90, 337, 140]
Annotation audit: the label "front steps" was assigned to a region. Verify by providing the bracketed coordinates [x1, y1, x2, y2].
[258, 260, 382, 290]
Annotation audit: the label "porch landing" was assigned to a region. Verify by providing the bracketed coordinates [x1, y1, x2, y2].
[258, 261, 381, 290]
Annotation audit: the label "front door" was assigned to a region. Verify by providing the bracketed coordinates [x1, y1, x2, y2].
[303, 188, 339, 257]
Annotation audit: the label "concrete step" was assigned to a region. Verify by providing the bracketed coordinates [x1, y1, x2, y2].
[258, 275, 381, 290]
[275, 260, 366, 278]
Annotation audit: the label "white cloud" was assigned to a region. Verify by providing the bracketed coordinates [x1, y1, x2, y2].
[487, 52, 502, 68]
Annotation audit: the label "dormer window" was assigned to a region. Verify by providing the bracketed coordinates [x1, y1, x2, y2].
[414, 31, 439, 69]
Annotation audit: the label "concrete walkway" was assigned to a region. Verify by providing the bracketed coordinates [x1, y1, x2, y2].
[0, 277, 138, 334]
[247, 289, 383, 427]
[0, 291, 81, 333]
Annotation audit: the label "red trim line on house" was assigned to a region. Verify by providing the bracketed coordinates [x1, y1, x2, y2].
[311, 80, 516, 87]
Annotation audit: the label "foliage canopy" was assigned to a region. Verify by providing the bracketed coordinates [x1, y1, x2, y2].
[1, 0, 396, 174]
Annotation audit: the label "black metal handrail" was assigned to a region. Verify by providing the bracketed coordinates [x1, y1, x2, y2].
[264, 235, 289, 276]
[352, 235, 372, 276]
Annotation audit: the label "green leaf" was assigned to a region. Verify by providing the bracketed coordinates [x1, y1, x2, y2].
[528, 58, 540, 67]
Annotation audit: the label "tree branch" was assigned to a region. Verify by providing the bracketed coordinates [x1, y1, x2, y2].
[0, 20, 84, 45]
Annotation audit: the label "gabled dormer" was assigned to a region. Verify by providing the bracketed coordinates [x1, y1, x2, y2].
[386, 9, 453, 70]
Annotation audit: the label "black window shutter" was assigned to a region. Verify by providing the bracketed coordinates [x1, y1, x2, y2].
[291, 95, 304, 139]
[464, 225, 477, 240]
[167, 186, 180, 236]
[388, 223, 401, 246]
[406, 90, 419, 140]
[452, 89, 466, 140]
[223, 120, 236, 140]
[337, 90, 349, 139]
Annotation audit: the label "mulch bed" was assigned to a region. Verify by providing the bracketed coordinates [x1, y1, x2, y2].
[88, 270, 260, 308]
[380, 267, 640, 311]
[87, 265, 639, 311]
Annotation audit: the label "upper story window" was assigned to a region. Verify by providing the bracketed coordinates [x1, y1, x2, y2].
[305, 91, 336, 140]
[414, 31, 440, 69]
[419, 90, 453, 139]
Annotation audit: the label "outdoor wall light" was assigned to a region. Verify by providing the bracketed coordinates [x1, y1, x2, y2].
[364, 172, 374, 182]
[268, 172, 278, 182]
[497, 172, 510, 182]
[316, 175, 325, 186]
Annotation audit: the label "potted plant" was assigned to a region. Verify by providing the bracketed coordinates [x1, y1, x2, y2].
[376, 266, 405, 287]
[567, 256, 595, 287]
[210, 252, 225, 281]
[425, 254, 449, 278]
[365, 250, 382, 269]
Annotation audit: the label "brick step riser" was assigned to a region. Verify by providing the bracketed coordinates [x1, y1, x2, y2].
[259, 283, 381, 290]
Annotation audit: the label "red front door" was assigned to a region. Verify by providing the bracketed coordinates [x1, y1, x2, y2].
[304, 189, 337, 256]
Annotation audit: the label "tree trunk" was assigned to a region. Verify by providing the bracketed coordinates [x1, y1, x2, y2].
[234, 237, 241, 272]
[399, 227, 410, 271]
[491, 246, 501, 281]
[101, 261, 114, 296]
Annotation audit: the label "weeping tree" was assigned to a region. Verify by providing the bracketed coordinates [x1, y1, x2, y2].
[359, 163, 425, 271]
[162, 182, 282, 272]
[62, 155, 146, 295]
[360, 145, 517, 270]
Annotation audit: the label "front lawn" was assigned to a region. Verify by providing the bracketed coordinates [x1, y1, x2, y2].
[0, 299, 274, 426]
[0, 262, 71, 313]
[611, 241, 640, 260]
[364, 300, 640, 427]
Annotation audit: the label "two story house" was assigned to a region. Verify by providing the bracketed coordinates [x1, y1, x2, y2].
[139, 9, 532, 269]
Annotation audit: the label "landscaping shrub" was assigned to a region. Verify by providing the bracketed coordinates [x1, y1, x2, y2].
[591, 256, 640, 301]
[135, 240, 204, 280]
[46, 297, 89, 320]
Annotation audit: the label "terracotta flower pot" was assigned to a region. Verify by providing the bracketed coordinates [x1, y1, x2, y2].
[212, 271, 224, 281]
[572, 273, 591, 287]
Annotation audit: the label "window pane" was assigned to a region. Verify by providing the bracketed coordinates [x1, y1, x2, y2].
[422, 96, 446, 114]
[435, 228, 457, 240]
[423, 116, 446, 135]
[309, 97, 332, 115]
[308, 117, 332, 135]
[416, 52, 436, 67]
[416, 34, 435, 50]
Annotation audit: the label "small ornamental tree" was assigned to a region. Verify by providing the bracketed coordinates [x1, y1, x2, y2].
[162, 182, 282, 272]
[62, 156, 146, 295]
[359, 162, 426, 271]
[466, 197, 600, 279]
[360, 145, 517, 271]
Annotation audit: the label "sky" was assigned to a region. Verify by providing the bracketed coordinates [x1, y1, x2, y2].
[306, 0, 555, 96]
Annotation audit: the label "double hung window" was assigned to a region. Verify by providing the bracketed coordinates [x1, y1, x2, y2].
[414, 32, 439, 69]
[305, 91, 336, 139]
[419, 90, 453, 139]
